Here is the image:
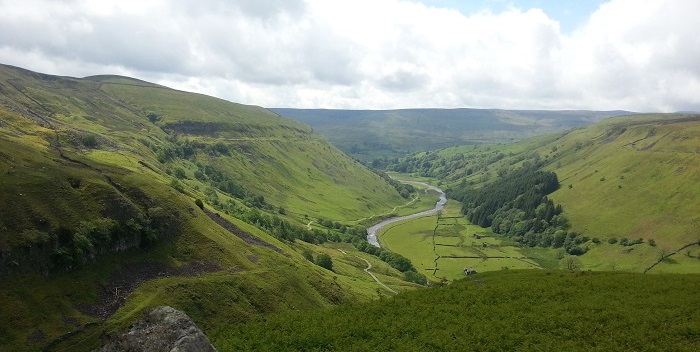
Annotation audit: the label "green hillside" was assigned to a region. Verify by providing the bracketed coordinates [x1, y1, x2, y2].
[0, 64, 410, 351]
[271, 108, 632, 161]
[385, 114, 700, 273]
[218, 270, 700, 351]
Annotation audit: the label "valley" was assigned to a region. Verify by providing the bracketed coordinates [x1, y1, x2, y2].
[0, 64, 698, 351]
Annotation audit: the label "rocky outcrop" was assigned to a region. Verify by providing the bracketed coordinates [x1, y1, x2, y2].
[97, 306, 217, 352]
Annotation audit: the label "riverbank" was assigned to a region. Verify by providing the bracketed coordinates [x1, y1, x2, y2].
[366, 181, 447, 247]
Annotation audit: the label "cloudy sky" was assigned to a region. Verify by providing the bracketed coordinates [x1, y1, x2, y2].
[1, 0, 698, 112]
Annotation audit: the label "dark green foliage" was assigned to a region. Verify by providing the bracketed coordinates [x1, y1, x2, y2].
[451, 166, 560, 227]
[196, 163, 247, 199]
[146, 111, 161, 123]
[173, 167, 187, 179]
[212, 142, 230, 156]
[449, 166, 588, 254]
[195, 198, 204, 210]
[213, 204, 337, 245]
[49, 217, 162, 270]
[403, 270, 427, 285]
[215, 270, 700, 351]
[80, 133, 99, 148]
[315, 253, 333, 271]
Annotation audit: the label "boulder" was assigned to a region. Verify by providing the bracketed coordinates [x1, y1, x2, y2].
[97, 306, 217, 352]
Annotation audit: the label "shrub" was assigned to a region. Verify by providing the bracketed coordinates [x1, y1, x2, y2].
[174, 168, 187, 179]
[403, 271, 427, 285]
[315, 253, 333, 271]
[567, 245, 587, 256]
[147, 112, 161, 123]
[80, 133, 99, 148]
[195, 199, 204, 210]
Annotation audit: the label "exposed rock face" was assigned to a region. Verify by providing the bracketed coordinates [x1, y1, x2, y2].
[97, 306, 217, 352]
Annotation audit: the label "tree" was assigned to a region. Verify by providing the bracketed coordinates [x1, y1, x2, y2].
[316, 253, 333, 271]
[560, 256, 582, 271]
[146, 112, 161, 123]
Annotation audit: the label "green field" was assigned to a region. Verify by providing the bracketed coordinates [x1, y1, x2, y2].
[378, 200, 542, 281]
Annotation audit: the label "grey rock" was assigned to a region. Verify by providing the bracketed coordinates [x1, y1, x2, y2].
[97, 306, 217, 352]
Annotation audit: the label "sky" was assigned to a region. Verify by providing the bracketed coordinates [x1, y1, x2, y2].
[0, 0, 699, 112]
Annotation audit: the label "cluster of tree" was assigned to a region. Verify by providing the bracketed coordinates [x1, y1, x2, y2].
[301, 249, 334, 270]
[145, 136, 196, 163]
[450, 166, 589, 255]
[354, 241, 427, 285]
[208, 199, 364, 246]
[378, 148, 513, 182]
[48, 210, 171, 270]
[194, 163, 247, 199]
[192, 162, 272, 212]
[451, 166, 559, 227]
[371, 170, 415, 198]
[608, 237, 645, 246]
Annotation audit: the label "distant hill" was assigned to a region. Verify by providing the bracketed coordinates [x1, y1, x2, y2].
[270, 108, 634, 161]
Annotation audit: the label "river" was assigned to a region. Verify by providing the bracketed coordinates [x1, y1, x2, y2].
[366, 181, 447, 248]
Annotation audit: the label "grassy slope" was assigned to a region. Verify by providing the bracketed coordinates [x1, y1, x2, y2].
[0, 64, 408, 351]
[397, 114, 700, 272]
[544, 115, 700, 270]
[95, 78, 403, 221]
[217, 270, 700, 351]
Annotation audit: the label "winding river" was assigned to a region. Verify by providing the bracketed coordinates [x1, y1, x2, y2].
[366, 181, 447, 248]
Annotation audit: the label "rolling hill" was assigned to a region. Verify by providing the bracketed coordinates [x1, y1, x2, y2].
[0, 64, 411, 351]
[387, 113, 700, 272]
[270, 108, 633, 161]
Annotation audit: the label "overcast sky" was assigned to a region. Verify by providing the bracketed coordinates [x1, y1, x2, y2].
[1, 0, 698, 112]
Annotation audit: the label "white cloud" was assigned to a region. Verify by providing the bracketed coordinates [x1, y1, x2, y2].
[0, 0, 698, 112]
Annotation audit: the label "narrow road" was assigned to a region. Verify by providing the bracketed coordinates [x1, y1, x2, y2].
[366, 181, 446, 247]
[358, 257, 398, 294]
[337, 249, 397, 294]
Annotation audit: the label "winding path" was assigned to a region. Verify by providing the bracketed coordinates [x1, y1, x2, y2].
[337, 249, 397, 294]
[366, 181, 447, 248]
[358, 257, 398, 294]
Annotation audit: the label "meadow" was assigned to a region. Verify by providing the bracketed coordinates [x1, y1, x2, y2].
[378, 200, 542, 281]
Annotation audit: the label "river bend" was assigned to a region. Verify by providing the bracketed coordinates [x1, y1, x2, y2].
[366, 181, 446, 247]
